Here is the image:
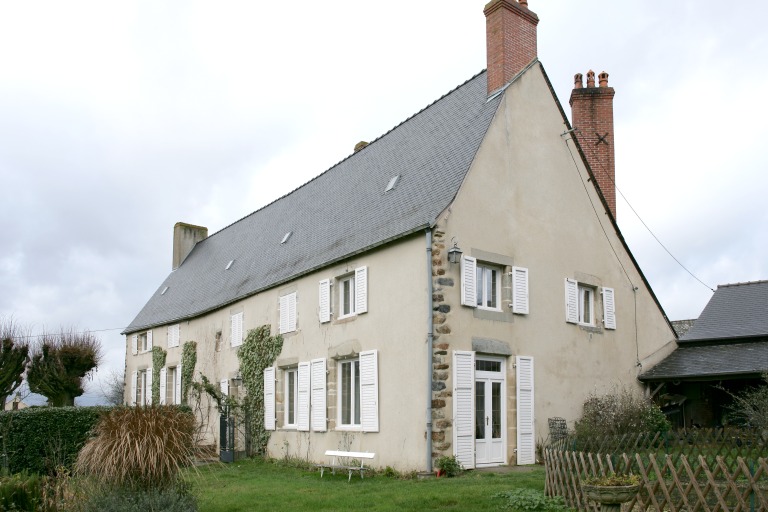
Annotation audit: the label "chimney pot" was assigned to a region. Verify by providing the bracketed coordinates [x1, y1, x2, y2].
[586, 70, 596, 88]
[574, 73, 583, 89]
[598, 71, 609, 87]
[354, 141, 369, 152]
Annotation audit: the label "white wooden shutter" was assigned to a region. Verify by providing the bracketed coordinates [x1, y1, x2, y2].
[130, 371, 138, 406]
[453, 350, 475, 469]
[175, 364, 182, 405]
[310, 358, 327, 432]
[159, 367, 167, 405]
[220, 378, 229, 396]
[318, 279, 331, 323]
[512, 266, 529, 314]
[355, 266, 368, 314]
[168, 324, 180, 348]
[231, 312, 243, 347]
[131, 335, 138, 355]
[279, 295, 288, 334]
[461, 256, 477, 307]
[147, 330, 153, 350]
[360, 350, 378, 432]
[565, 278, 579, 323]
[288, 292, 297, 331]
[602, 287, 616, 330]
[264, 367, 276, 431]
[280, 293, 297, 334]
[516, 356, 535, 465]
[297, 361, 310, 431]
[146, 370, 153, 405]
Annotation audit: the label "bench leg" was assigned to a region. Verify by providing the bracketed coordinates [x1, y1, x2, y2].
[320, 466, 325, 478]
[347, 469, 353, 483]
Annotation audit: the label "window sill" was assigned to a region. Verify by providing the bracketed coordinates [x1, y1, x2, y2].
[472, 307, 515, 323]
[335, 425, 362, 432]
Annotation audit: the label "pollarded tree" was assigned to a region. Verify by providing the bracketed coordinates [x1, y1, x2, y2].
[0, 317, 30, 407]
[27, 328, 102, 407]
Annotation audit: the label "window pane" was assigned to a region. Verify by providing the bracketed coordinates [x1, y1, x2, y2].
[354, 361, 360, 425]
[487, 269, 497, 308]
[288, 371, 296, 425]
[475, 382, 485, 439]
[584, 289, 592, 323]
[166, 368, 175, 404]
[476, 266, 484, 307]
[341, 362, 352, 424]
[492, 382, 501, 439]
[476, 360, 501, 373]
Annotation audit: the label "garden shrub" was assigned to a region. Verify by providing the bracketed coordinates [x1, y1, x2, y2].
[79, 483, 198, 512]
[434, 455, 463, 477]
[726, 374, 768, 431]
[0, 471, 42, 511]
[494, 489, 565, 511]
[0, 406, 110, 475]
[574, 386, 670, 439]
[76, 405, 195, 491]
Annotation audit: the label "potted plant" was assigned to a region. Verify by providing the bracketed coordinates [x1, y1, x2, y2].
[581, 473, 641, 512]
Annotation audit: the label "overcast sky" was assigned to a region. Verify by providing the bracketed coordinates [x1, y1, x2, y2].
[2, 1, 766, 405]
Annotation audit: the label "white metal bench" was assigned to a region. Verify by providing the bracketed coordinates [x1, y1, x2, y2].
[316, 450, 375, 482]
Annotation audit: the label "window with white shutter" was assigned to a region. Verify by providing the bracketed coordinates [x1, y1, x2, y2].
[564, 278, 579, 324]
[279, 293, 297, 334]
[220, 378, 229, 396]
[159, 367, 167, 405]
[264, 367, 276, 431]
[175, 364, 182, 405]
[516, 356, 535, 465]
[130, 370, 138, 406]
[318, 279, 331, 323]
[310, 358, 327, 432]
[453, 350, 475, 469]
[355, 266, 368, 314]
[512, 266, 529, 314]
[297, 362, 310, 431]
[167, 324, 180, 348]
[231, 312, 243, 347]
[461, 256, 477, 307]
[131, 335, 138, 355]
[359, 350, 378, 432]
[145, 369, 153, 405]
[602, 287, 616, 330]
[147, 330, 153, 350]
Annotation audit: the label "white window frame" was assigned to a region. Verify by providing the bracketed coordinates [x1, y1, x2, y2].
[284, 368, 298, 428]
[135, 330, 153, 353]
[134, 368, 151, 406]
[337, 358, 360, 428]
[335, 266, 368, 319]
[336, 350, 378, 432]
[164, 366, 180, 405]
[338, 275, 356, 318]
[578, 284, 595, 326]
[475, 263, 502, 311]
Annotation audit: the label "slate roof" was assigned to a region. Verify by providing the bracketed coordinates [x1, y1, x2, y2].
[638, 340, 768, 381]
[680, 281, 768, 342]
[640, 280, 768, 381]
[125, 70, 503, 334]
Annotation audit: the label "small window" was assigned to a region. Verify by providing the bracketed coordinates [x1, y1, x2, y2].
[135, 369, 149, 406]
[385, 175, 400, 192]
[284, 368, 298, 428]
[476, 263, 501, 310]
[231, 312, 244, 346]
[339, 359, 361, 427]
[281, 232, 292, 244]
[165, 366, 179, 405]
[578, 285, 595, 325]
[167, 324, 180, 348]
[339, 275, 356, 318]
[279, 293, 297, 334]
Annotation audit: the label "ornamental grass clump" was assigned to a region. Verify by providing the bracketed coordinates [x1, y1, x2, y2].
[76, 405, 195, 491]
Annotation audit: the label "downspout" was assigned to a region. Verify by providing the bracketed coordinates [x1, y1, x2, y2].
[425, 229, 434, 473]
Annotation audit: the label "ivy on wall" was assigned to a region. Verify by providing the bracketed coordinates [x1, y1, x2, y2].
[181, 341, 197, 404]
[237, 325, 283, 457]
[151, 347, 166, 404]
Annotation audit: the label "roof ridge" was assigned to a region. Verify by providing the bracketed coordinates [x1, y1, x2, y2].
[201, 69, 489, 243]
[719, 280, 768, 289]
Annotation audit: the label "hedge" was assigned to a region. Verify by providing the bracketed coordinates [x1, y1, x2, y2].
[0, 406, 112, 474]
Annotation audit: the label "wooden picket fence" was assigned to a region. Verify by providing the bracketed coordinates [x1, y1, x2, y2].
[544, 429, 768, 512]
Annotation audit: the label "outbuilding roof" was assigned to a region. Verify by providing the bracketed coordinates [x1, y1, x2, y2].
[680, 280, 768, 342]
[124, 69, 503, 334]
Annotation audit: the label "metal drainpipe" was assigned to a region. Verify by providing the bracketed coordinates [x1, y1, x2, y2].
[425, 229, 434, 472]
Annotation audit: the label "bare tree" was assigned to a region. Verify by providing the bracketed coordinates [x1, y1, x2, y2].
[27, 327, 103, 407]
[99, 368, 126, 406]
[0, 316, 30, 407]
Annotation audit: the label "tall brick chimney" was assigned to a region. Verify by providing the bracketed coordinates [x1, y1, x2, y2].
[484, 0, 539, 95]
[172, 222, 208, 270]
[569, 70, 616, 219]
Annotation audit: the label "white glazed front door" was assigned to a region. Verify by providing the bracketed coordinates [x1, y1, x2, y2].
[474, 358, 505, 466]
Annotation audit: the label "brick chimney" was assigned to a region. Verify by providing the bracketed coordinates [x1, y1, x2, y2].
[172, 222, 208, 270]
[569, 70, 617, 219]
[484, 0, 539, 95]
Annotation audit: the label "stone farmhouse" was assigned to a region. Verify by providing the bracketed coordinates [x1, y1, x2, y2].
[123, 0, 677, 471]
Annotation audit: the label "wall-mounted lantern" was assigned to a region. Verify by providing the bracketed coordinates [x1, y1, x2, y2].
[447, 238, 463, 264]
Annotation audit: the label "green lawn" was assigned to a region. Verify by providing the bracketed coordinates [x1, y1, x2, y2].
[189, 458, 545, 512]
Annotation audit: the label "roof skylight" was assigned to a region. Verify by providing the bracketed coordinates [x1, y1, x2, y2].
[385, 175, 401, 192]
[281, 232, 293, 244]
[225, 260, 234, 270]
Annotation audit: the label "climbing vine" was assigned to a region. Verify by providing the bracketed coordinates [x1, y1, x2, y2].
[237, 325, 283, 457]
[181, 341, 197, 404]
[151, 346, 166, 404]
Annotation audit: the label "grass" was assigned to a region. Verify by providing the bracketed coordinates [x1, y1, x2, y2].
[189, 458, 546, 512]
